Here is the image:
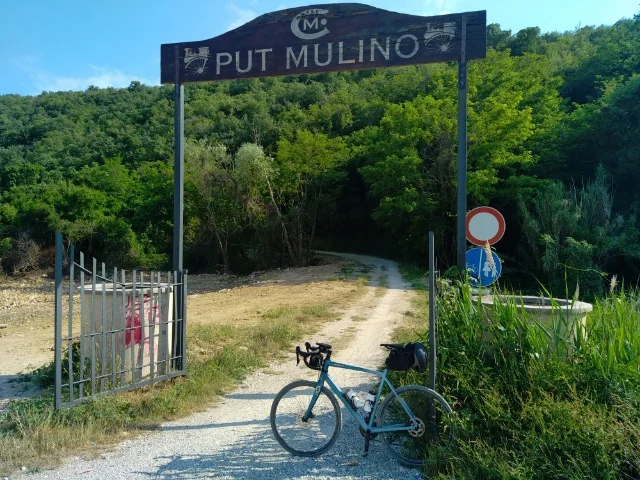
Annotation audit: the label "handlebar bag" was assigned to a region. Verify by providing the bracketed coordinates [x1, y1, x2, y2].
[309, 353, 323, 369]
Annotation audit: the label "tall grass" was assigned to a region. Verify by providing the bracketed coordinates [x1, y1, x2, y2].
[585, 290, 640, 383]
[395, 271, 640, 479]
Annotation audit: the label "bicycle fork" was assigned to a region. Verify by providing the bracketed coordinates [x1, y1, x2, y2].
[302, 385, 323, 422]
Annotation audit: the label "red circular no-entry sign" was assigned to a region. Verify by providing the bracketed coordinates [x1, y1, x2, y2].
[466, 206, 505, 246]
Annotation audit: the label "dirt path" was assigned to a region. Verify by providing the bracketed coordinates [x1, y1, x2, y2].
[0, 274, 56, 407]
[18, 253, 422, 480]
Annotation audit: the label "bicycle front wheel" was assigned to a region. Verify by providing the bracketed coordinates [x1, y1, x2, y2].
[270, 380, 342, 456]
[378, 385, 454, 466]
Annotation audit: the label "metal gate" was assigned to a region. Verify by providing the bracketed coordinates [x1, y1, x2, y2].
[54, 231, 187, 409]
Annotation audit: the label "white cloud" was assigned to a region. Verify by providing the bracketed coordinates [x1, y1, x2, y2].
[422, 0, 456, 16]
[33, 66, 157, 94]
[226, 2, 258, 31]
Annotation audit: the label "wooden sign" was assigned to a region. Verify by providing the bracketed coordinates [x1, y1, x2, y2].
[161, 3, 486, 84]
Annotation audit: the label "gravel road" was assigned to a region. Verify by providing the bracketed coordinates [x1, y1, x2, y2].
[18, 254, 423, 480]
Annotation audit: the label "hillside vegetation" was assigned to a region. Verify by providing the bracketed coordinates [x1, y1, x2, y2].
[1, 18, 639, 298]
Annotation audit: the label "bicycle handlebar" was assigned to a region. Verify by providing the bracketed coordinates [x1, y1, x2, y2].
[295, 342, 332, 370]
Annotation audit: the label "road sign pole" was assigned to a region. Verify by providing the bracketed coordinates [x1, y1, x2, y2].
[457, 16, 468, 271]
[428, 230, 437, 438]
[173, 49, 184, 274]
[428, 231, 436, 391]
[172, 44, 185, 368]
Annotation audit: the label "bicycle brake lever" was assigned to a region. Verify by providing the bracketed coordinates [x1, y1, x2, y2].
[296, 346, 301, 365]
[305, 341, 312, 352]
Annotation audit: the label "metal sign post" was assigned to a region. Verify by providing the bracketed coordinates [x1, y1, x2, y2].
[456, 16, 468, 272]
[173, 83, 184, 274]
[428, 230, 437, 438]
[428, 231, 436, 391]
[173, 43, 185, 369]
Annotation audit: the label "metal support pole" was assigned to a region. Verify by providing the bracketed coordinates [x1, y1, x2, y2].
[173, 87, 184, 270]
[428, 231, 438, 439]
[54, 231, 63, 410]
[456, 16, 468, 271]
[428, 231, 436, 390]
[172, 44, 185, 369]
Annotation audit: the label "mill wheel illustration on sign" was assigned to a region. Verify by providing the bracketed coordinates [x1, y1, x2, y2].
[184, 47, 210, 76]
[423, 22, 456, 54]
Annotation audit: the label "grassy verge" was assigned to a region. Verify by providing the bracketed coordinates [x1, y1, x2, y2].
[0, 276, 367, 476]
[395, 266, 640, 479]
[340, 261, 374, 280]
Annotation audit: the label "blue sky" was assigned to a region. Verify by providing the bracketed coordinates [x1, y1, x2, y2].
[1, 0, 638, 96]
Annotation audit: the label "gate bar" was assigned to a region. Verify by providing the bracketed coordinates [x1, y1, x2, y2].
[111, 266, 118, 389]
[68, 245, 75, 403]
[54, 231, 63, 410]
[90, 258, 97, 396]
[100, 262, 107, 392]
[79, 251, 85, 398]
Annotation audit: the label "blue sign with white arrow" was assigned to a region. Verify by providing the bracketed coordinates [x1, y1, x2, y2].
[465, 247, 502, 287]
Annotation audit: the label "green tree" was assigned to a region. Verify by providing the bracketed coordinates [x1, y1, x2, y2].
[274, 131, 349, 265]
[185, 140, 243, 274]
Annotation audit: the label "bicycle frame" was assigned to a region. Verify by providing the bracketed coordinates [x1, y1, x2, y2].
[303, 357, 419, 434]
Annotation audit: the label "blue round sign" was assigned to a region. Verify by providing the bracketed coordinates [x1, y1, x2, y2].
[465, 247, 502, 287]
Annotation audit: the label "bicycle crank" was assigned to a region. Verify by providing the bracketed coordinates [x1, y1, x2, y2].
[359, 426, 378, 439]
[408, 418, 425, 438]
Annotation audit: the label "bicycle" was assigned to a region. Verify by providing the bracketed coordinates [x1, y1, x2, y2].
[270, 341, 454, 467]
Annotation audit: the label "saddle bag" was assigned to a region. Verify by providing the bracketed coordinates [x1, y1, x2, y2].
[385, 342, 427, 372]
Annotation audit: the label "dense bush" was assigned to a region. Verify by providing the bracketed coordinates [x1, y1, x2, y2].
[397, 276, 640, 479]
[519, 167, 640, 299]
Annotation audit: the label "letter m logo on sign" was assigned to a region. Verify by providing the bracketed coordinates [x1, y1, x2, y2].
[303, 18, 319, 30]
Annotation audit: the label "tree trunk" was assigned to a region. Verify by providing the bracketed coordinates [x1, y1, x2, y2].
[265, 177, 298, 265]
[210, 212, 230, 274]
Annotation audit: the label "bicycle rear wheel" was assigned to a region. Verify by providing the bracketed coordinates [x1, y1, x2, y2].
[270, 380, 342, 456]
[378, 385, 454, 466]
